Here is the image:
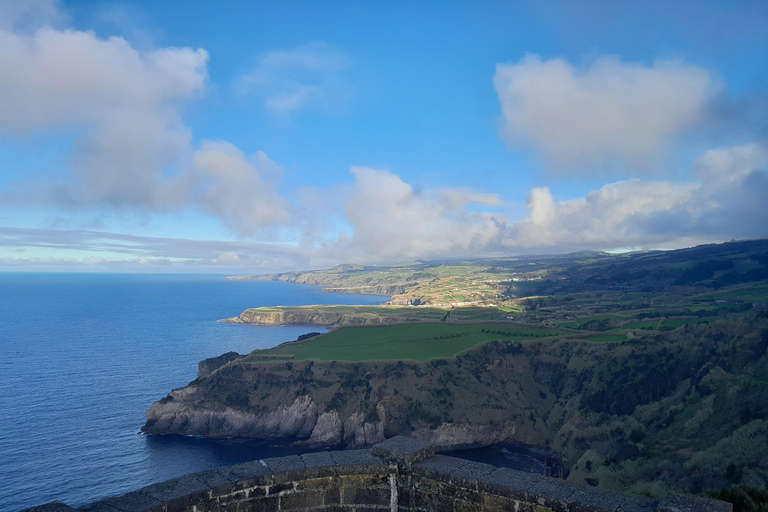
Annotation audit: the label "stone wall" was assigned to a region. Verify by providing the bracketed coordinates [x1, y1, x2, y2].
[20, 437, 731, 512]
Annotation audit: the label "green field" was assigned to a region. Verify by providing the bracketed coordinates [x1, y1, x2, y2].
[243, 322, 571, 362]
[700, 283, 768, 303]
[659, 317, 720, 329]
[581, 334, 628, 343]
[447, 307, 507, 321]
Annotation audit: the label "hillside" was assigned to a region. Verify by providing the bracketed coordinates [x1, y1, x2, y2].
[146, 239, 768, 500]
[144, 316, 768, 497]
[229, 239, 768, 305]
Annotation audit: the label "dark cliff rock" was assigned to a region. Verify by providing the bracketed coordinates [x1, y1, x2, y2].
[321, 284, 412, 296]
[198, 352, 244, 378]
[144, 318, 768, 496]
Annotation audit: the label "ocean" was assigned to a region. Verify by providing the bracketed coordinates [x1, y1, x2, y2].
[0, 273, 554, 512]
[0, 273, 387, 512]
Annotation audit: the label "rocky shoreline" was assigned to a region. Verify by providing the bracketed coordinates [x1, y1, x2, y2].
[142, 319, 768, 495]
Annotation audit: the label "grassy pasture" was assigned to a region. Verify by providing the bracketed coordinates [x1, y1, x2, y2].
[243, 322, 571, 362]
[659, 317, 720, 329]
[621, 320, 660, 330]
[580, 334, 628, 343]
[700, 283, 768, 303]
[448, 307, 507, 321]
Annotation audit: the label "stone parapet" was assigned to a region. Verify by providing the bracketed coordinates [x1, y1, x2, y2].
[19, 437, 731, 512]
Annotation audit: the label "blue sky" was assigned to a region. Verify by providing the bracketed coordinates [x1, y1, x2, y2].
[0, 0, 767, 272]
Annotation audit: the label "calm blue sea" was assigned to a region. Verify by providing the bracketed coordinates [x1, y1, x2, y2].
[0, 273, 387, 512]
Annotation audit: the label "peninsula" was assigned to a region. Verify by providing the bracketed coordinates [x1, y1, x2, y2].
[145, 240, 768, 499]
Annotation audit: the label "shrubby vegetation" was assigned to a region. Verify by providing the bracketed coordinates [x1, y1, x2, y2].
[175, 240, 768, 506]
[709, 485, 768, 512]
[181, 316, 768, 500]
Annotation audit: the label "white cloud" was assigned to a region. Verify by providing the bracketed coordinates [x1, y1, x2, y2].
[330, 167, 506, 262]
[508, 180, 697, 249]
[311, 147, 768, 264]
[3, 145, 767, 270]
[0, 28, 206, 134]
[193, 141, 290, 236]
[692, 144, 768, 187]
[0, 19, 293, 237]
[236, 43, 350, 115]
[503, 144, 768, 251]
[494, 55, 717, 173]
[0, 0, 67, 31]
[0, 25, 208, 206]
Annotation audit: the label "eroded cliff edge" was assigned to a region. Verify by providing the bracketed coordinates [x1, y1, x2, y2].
[143, 318, 768, 495]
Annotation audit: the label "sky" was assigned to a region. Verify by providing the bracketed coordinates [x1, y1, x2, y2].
[0, 0, 767, 273]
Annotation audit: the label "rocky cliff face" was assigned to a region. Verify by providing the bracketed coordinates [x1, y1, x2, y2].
[226, 270, 417, 297]
[222, 307, 428, 329]
[321, 284, 411, 296]
[145, 392, 319, 439]
[143, 318, 768, 495]
[142, 339, 593, 452]
[198, 351, 243, 378]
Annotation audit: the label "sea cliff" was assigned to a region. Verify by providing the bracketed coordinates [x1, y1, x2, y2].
[143, 318, 768, 495]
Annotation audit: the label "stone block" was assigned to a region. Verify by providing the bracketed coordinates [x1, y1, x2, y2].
[448, 459, 497, 490]
[483, 494, 528, 512]
[192, 468, 234, 488]
[300, 451, 335, 468]
[372, 436, 436, 467]
[340, 473, 389, 488]
[397, 487, 416, 509]
[329, 449, 391, 475]
[527, 476, 575, 512]
[412, 481, 454, 511]
[21, 503, 77, 512]
[267, 482, 295, 495]
[659, 493, 732, 512]
[299, 451, 338, 479]
[475, 468, 543, 501]
[190, 468, 238, 496]
[237, 495, 279, 511]
[279, 490, 324, 510]
[141, 474, 212, 512]
[99, 490, 163, 512]
[295, 476, 334, 492]
[323, 483, 341, 505]
[413, 454, 470, 482]
[76, 502, 121, 512]
[262, 455, 306, 484]
[565, 485, 630, 512]
[412, 476, 483, 508]
[343, 486, 392, 506]
[215, 459, 273, 490]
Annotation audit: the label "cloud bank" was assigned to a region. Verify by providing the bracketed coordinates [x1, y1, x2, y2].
[193, 141, 290, 236]
[0, 25, 207, 206]
[504, 144, 768, 252]
[0, 17, 291, 237]
[336, 167, 506, 261]
[494, 55, 717, 173]
[2, 144, 767, 270]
